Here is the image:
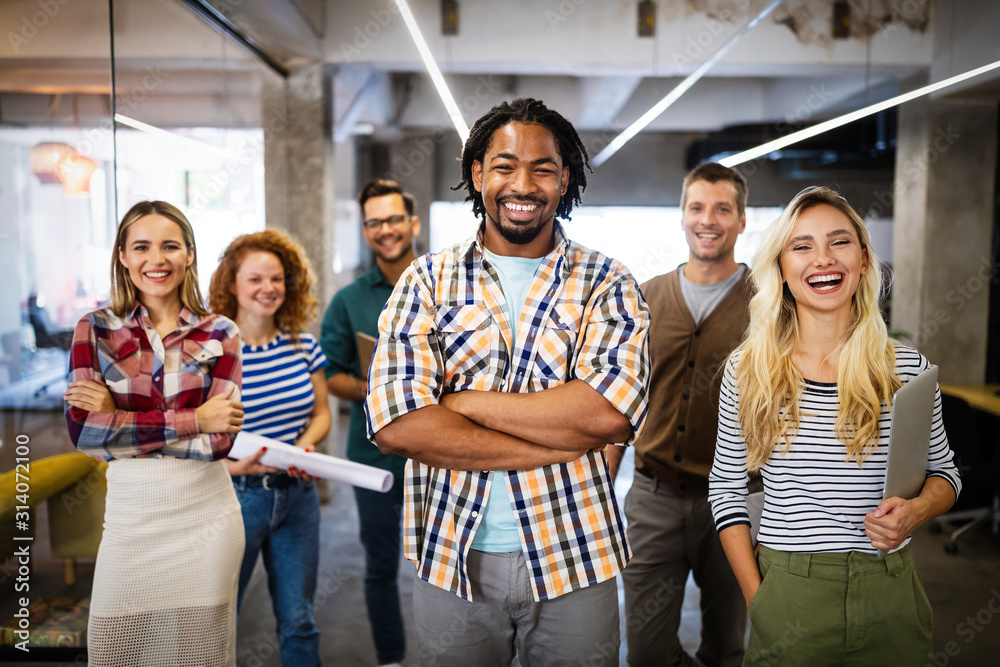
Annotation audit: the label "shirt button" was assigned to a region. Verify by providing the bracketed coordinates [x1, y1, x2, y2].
[674, 454, 682, 462]
[471, 511, 479, 518]
[694, 329, 701, 336]
[678, 424, 686, 432]
[154, 375, 161, 382]
[687, 361, 695, 368]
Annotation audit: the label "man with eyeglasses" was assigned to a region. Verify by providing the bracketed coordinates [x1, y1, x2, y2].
[319, 178, 420, 667]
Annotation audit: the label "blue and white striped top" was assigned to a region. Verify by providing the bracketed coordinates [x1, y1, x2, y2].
[709, 343, 962, 554]
[242, 331, 327, 444]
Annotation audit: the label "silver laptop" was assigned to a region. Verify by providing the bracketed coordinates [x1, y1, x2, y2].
[879, 364, 939, 558]
[747, 490, 765, 548]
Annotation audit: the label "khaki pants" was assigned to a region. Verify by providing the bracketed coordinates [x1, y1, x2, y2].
[622, 472, 746, 667]
[413, 549, 620, 666]
[747, 545, 932, 666]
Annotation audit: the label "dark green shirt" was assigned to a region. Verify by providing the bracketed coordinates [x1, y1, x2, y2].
[320, 264, 406, 477]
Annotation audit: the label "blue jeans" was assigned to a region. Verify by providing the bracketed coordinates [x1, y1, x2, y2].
[354, 476, 405, 665]
[234, 476, 321, 667]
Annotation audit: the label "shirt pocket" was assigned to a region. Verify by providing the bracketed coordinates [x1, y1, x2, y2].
[181, 338, 224, 376]
[531, 303, 581, 389]
[96, 338, 141, 394]
[436, 305, 495, 391]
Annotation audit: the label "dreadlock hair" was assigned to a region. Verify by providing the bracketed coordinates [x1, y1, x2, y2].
[454, 97, 591, 222]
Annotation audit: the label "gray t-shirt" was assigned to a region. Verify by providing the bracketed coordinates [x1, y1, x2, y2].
[679, 264, 747, 325]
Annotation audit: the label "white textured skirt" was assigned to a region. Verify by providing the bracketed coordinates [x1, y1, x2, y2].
[88, 457, 244, 667]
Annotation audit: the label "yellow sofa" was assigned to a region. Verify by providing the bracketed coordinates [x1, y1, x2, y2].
[0, 452, 107, 585]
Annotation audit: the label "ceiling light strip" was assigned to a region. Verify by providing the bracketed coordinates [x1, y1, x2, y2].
[719, 58, 1000, 167]
[593, 0, 783, 167]
[396, 0, 470, 143]
[114, 114, 233, 157]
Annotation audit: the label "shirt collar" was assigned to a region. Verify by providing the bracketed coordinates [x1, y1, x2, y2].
[464, 219, 570, 263]
[364, 263, 394, 288]
[127, 302, 198, 330]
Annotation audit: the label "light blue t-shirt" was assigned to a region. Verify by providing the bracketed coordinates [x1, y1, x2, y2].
[471, 249, 544, 552]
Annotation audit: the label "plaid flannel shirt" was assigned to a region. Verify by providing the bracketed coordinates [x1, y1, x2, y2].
[365, 223, 650, 601]
[65, 305, 242, 461]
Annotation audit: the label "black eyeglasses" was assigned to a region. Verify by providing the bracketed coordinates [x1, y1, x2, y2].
[362, 214, 410, 230]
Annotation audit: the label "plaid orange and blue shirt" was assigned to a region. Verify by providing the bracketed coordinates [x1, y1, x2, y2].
[65, 305, 242, 462]
[365, 222, 650, 601]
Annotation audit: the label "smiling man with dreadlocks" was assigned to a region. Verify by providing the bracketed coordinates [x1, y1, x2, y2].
[364, 98, 651, 665]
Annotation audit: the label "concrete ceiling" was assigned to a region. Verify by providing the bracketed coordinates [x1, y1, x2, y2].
[0, 0, 997, 143]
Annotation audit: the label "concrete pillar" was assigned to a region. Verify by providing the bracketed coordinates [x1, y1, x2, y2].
[385, 133, 437, 256]
[262, 63, 339, 475]
[263, 62, 336, 340]
[892, 97, 998, 382]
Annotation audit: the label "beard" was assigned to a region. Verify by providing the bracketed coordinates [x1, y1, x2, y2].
[370, 232, 409, 263]
[373, 244, 406, 263]
[494, 217, 548, 245]
[487, 195, 552, 245]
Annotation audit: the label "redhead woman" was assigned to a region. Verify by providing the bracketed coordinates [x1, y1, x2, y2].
[708, 187, 961, 666]
[65, 201, 245, 666]
[209, 229, 330, 667]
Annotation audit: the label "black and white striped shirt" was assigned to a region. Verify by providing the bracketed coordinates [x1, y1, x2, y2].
[709, 344, 962, 553]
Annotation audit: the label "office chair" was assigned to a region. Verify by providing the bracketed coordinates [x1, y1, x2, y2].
[933, 394, 1000, 554]
[26, 294, 74, 397]
[28, 295, 75, 351]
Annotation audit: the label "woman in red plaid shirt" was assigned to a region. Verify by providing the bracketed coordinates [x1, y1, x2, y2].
[65, 201, 246, 667]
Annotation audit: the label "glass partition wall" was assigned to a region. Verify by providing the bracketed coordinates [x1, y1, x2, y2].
[0, 0, 279, 411]
[0, 0, 281, 657]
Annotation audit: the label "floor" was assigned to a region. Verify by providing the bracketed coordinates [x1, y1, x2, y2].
[2, 405, 999, 666]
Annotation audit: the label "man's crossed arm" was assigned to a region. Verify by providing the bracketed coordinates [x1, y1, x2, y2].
[374, 379, 631, 472]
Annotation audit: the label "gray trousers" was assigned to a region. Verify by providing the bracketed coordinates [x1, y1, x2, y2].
[413, 549, 620, 666]
[622, 472, 746, 667]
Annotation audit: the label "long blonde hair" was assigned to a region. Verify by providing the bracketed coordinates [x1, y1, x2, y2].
[735, 186, 899, 470]
[110, 201, 208, 318]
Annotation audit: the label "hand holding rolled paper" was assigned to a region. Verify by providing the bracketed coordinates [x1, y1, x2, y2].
[230, 432, 393, 492]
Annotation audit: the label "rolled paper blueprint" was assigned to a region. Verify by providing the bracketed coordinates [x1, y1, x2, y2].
[231, 431, 393, 493]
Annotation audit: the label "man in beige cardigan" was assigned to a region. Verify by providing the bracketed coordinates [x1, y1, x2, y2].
[609, 162, 753, 667]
